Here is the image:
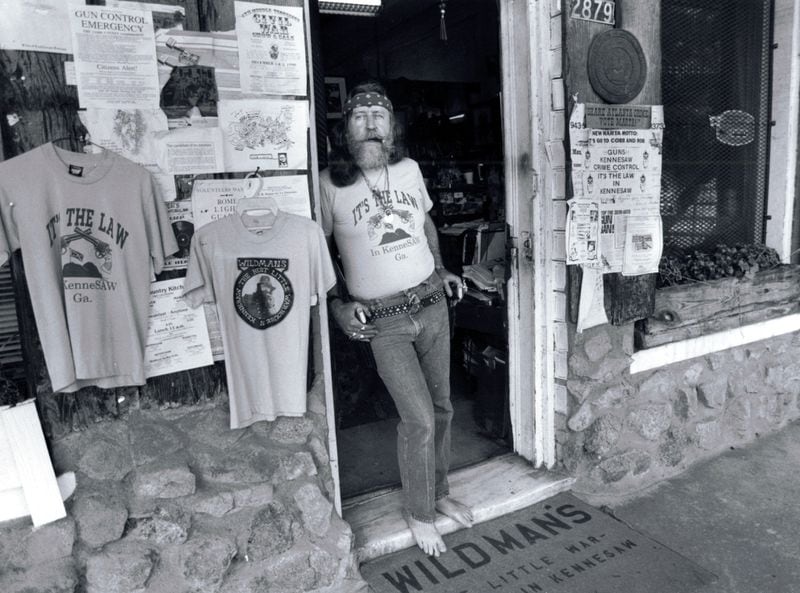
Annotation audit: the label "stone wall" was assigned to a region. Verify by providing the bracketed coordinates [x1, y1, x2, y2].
[561, 322, 800, 502]
[0, 378, 368, 593]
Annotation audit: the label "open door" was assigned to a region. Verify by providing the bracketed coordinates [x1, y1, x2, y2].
[314, 0, 557, 505]
[311, 0, 566, 561]
[318, 0, 517, 500]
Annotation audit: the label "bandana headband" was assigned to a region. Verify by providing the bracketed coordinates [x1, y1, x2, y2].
[344, 92, 393, 114]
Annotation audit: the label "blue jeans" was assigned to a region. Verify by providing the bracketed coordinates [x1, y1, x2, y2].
[361, 273, 453, 523]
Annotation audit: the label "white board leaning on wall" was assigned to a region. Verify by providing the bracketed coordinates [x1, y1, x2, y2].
[0, 399, 75, 527]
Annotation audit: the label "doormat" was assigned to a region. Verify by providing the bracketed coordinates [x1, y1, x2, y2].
[360, 492, 716, 593]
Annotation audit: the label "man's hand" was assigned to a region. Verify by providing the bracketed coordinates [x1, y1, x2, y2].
[425, 214, 466, 303]
[436, 267, 466, 302]
[329, 299, 378, 341]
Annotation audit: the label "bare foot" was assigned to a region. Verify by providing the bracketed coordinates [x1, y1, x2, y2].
[406, 515, 447, 557]
[436, 497, 474, 528]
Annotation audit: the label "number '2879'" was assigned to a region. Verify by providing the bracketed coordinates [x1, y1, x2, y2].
[570, 0, 615, 25]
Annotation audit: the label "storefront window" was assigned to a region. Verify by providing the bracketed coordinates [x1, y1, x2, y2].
[660, 0, 773, 253]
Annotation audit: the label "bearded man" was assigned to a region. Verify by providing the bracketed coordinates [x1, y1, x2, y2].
[320, 81, 473, 557]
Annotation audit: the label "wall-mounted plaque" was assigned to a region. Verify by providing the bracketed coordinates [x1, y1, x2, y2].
[587, 30, 647, 104]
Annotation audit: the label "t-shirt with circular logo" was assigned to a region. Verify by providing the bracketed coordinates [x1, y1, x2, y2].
[183, 212, 335, 429]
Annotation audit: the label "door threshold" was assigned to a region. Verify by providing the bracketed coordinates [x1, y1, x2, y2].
[342, 453, 574, 563]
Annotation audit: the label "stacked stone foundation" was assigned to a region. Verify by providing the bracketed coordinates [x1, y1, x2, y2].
[562, 323, 800, 502]
[0, 380, 366, 593]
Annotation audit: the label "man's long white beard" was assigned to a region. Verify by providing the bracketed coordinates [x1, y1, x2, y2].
[349, 137, 392, 170]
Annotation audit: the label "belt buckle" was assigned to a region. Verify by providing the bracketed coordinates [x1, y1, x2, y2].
[407, 293, 421, 314]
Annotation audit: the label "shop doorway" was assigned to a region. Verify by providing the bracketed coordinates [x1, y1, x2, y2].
[318, 0, 519, 500]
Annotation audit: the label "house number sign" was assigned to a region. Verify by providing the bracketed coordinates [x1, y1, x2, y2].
[570, 0, 616, 26]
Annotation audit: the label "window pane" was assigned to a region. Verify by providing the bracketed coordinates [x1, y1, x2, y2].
[661, 0, 772, 253]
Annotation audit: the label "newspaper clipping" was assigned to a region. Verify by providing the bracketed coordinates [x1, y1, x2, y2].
[144, 279, 213, 378]
[567, 103, 664, 274]
[154, 126, 226, 175]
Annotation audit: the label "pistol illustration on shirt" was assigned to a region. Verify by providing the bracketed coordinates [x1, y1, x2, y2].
[366, 207, 414, 244]
[60, 227, 113, 277]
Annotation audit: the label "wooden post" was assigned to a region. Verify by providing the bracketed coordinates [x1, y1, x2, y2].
[564, 0, 661, 324]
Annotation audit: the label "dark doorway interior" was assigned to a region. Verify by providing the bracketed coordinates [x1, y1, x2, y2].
[319, 0, 511, 499]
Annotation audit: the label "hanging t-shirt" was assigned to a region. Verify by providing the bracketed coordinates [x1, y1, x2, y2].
[183, 212, 336, 429]
[319, 158, 435, 299]
[0, 143, 178, 392]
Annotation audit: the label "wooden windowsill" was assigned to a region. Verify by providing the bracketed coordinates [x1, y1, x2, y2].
[631, 265, 800, 373]
[636, 265, 800, 349]
[631, 312, 800, 374]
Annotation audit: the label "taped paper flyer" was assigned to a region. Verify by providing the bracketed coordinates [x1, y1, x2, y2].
[235, 1, 308, 96]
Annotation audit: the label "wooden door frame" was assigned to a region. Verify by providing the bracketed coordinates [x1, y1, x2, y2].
[306, 0, 343, 516]
[500, 0, 557, 468]
[766, 0, 800, 261]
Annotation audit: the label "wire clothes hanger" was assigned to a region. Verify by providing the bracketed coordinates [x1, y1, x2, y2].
[237, 167, 279, 231]
[50, 133, 104, 154]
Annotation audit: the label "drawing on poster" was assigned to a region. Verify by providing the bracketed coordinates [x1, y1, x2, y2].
[112, 110, 147, 154]
[218, 99, 308, 171]
[79, 108, 168, 166]
[227, 105, 295, 152]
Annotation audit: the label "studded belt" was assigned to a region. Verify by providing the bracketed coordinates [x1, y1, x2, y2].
[368, 289, 445, 319]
